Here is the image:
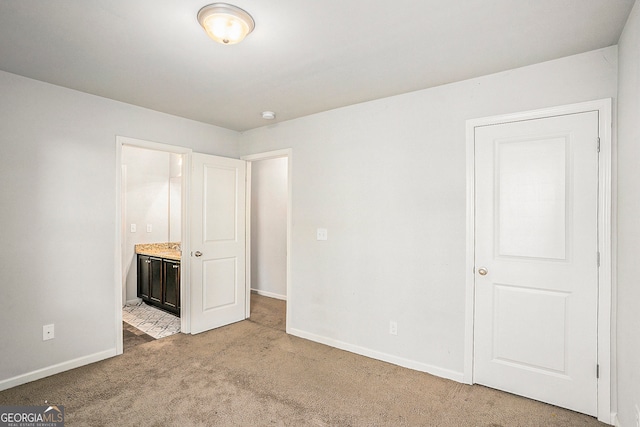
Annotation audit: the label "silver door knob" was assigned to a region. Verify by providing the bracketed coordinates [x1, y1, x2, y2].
[194, 251, 203, 257]
[478, 267, 488, 276]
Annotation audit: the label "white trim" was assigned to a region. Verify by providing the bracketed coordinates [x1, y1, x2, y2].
[244, 161, 253, 318]
[289, 328, 464, 383]
[241, 148, 292, 162]
[181, 153, 192, 334]
[463, 119, 476, 385]
[114, 141, 124, 356]
[0, 349, 116, 392]
[596, 100, 613, 425]
[611, 412, 621, 427]
[117, 136, 193, 154]
[241, 149, 293, 334]
[115, 136, 193, 346]
[464, 99, 613, 424]
[121, 164, 128, 309]
[251, 288, 287, 301]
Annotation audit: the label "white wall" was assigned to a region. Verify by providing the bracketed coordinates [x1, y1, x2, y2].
[250, 157, 288, 299]
[0, 70, 238, 388]
[616, 1, 640, 425]
[169, 152, 182, 243]
[239, 47, 618, 380]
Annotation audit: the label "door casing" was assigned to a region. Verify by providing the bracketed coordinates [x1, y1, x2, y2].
[463, 99, 613, 424]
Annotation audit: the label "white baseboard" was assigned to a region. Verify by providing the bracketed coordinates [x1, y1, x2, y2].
[611, 412, 620, 426]
[289, 328, 464, 383]
[0, 349, 116, 392]
[251, 288, 286, 301]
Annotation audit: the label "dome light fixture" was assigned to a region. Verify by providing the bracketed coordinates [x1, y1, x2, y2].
[262, 111, 276, 120]
[197, 3, 255, 45]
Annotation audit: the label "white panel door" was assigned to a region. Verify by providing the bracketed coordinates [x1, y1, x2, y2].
[190, 153, 246, 334]
[473, 111, 599, 415]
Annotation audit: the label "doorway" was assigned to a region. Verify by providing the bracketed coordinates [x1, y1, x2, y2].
[463, 99, 612, 423]
[121, 146, 183, 349]
[242, 149, 292, 333]
[115, 142, 292, 352]
[115, 137, 192, 355]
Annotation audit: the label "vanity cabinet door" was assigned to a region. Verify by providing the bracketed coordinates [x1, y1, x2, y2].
[163, 259, 180, 313]
[138, 255, 151, 300]
[148, 257, 163, 303]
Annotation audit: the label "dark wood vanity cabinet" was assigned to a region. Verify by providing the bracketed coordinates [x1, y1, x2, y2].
[137, 255, 180, 315]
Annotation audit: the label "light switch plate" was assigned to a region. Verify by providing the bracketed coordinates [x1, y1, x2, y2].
[146, 224, 152, 233]
[130, 224, 136, 233]
[317, 228, 328, 240]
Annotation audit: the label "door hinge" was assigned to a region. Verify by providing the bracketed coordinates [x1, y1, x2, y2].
[597, 251, 601, 267]
[596, 364, 600, 379]
[597, 137, 601, 153]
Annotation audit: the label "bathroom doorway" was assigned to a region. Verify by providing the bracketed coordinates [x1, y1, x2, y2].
[119, 140, 187, 351]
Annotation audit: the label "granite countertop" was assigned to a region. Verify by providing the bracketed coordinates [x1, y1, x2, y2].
[135, 242, 181, 261]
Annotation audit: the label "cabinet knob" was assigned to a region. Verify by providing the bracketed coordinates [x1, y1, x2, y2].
[173, 265, 179, 269]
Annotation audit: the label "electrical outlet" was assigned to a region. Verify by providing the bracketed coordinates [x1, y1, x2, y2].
[317, 228, 328, 241]
[43, 324, 54, 341]
[130, 223, 136, 233]
[389, 321, 398, 335]
[146, 224, 152, 233]
[635, 404, 640, 427]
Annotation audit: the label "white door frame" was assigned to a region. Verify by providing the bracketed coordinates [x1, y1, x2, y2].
[463, 99, 613, 423]
[241, 149, 293, 333]
[114, 136, 193, 356]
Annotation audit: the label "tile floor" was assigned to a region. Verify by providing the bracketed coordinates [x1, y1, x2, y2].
[122, 302, 180, 339]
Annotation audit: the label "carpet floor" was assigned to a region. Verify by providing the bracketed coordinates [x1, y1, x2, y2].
[122, 321, 155, 351]
[0, 294, 605, 426]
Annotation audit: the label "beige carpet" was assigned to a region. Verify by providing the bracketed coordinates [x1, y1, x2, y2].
[0, 294, 606, 426]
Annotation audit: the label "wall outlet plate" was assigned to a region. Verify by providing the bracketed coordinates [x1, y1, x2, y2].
[317, 228, 328, 241]
[634, 404, 640, 427]
[389, 320, 398, 335]
[43, 324, 54, 341]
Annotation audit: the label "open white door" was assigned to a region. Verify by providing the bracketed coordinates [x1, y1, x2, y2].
[190, 153, 247, 334]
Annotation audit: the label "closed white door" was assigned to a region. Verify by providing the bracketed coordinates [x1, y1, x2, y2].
[190, 153, 247, 334]
[473, 111, 599, 415]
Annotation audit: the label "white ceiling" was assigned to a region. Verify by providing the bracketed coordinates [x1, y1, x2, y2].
[0, 1, 634, 131]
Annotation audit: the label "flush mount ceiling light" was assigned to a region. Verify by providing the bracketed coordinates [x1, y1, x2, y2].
[262, 111, 276, 120]
[197, 3, 255, 45]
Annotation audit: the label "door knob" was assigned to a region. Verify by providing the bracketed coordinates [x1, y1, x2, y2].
[194, 251, 203, 257]
[477, 267, 488, 276]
